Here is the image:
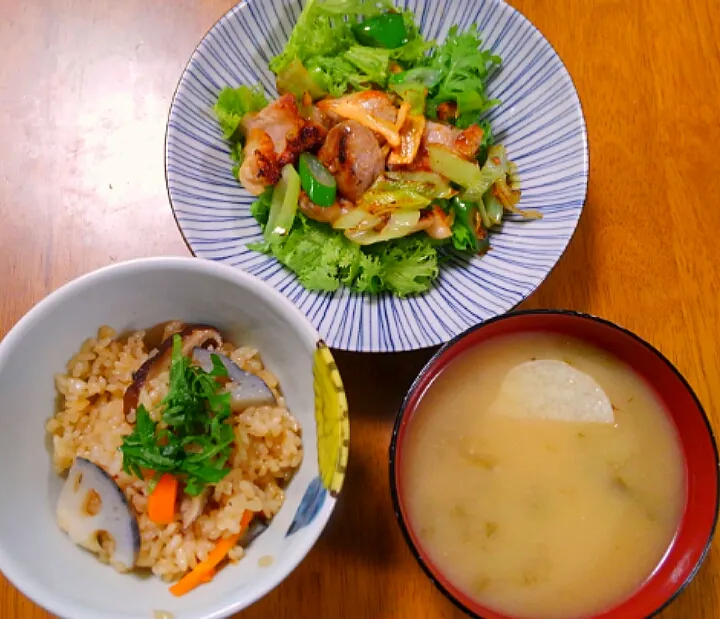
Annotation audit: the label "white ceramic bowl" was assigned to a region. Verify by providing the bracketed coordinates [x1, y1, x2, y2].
[0, 257, 348, 619]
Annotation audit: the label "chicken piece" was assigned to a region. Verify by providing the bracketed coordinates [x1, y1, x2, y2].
[423, 121, 456, 150]
[242, 94, 304, 154]
[298, 192, 354, 224]
[238, 94, 327, 195]
[390, 121, 486, 172]
[454, 124, 485, 159]
[238, 129, 281, 195]
[413, 205, 454, 240]
[425, 121, 485, 159]
[388, 114, 426, 166]
[277, 122, 328, 167]
[318, 91, 401, 148]
[318, 120, 386, 202]
[303, 104, 340, 131]
[180, 489, 209, 529]
[425, 204, 454, 239]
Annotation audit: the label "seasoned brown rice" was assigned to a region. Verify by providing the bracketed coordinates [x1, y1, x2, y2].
[46, 324, 303, 581]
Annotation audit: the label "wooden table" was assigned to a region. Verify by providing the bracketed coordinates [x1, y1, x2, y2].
[1, 0, 719, 617]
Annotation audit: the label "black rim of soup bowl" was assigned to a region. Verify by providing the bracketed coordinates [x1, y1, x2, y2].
[388, 309, 720, 619]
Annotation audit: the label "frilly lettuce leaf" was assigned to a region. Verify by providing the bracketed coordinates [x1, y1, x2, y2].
[248, 193, 442, 296]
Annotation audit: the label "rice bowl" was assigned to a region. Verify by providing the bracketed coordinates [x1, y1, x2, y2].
[48, 322, 303, 587]
[0, 257, 348, 619]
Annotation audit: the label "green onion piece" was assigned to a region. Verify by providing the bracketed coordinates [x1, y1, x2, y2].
[476, 196, 492, 229]
[483, 190, 504, 226]
[450, 198, 479, 252]
[265, 164, 301, 241]
[352, 13, 409, 49]
[298, 153, 337, 207]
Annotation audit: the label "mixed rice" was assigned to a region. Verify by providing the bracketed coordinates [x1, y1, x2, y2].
[46, 323, 303, 582]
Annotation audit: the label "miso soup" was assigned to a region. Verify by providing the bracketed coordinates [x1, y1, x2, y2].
[400, 333, 685, 619]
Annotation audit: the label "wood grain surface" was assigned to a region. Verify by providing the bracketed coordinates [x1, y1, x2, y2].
[1, 0, 719, 617]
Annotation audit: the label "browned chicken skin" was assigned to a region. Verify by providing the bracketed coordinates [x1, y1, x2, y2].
[318, 120, 386, 202]
[424, 121, 484, 159]
[238, 129, 281, 196]
[239, 94, 327, 195]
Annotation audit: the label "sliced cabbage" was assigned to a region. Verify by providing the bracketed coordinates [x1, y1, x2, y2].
[345, 210, 420, 245]
[427, 144, 487, 190]
[373, 171, 455, 200]
[332, 208, 382, 231]
[357, 188, 431, 214]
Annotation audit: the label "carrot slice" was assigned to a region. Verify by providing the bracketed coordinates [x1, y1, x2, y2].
[169, 510, 254, 597]
[148, 473, 178, 525]
[238, 509, 254, 530]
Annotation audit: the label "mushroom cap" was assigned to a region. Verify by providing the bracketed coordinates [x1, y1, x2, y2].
[123, 324, 223, 416]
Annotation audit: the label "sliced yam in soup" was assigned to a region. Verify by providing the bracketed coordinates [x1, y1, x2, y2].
[489, 359, 614, 424]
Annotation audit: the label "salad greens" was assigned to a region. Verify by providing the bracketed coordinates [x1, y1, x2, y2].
[214, 85, 268, 176]
[421, 25, 500, 127]
[269, 0, 430, 97]
[249, 188, 438, 293]
[213, 0, 520, 297]
[120, 335, 235, 496]
[352, 12, 410, 49]
[214, 85, 267, 140]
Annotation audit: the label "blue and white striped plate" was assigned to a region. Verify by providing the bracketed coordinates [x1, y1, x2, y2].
[165, 0, 588, 352]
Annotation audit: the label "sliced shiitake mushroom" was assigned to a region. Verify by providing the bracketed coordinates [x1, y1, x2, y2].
[123, 324, 223, 416]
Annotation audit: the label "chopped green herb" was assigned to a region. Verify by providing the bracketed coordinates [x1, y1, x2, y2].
[120, 335, 235, 496]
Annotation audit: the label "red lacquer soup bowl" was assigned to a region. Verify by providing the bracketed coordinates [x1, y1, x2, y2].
[389, 310, 719, 619]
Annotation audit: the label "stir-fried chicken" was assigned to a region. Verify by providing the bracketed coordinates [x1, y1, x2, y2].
[318, 120, 386, 202]
[425, 121, 484, 159]
[239, 94, 327, 195]
[238, 129, 281, 195]
[413, 205, 454, 239]
[239, 89, 491, 246]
